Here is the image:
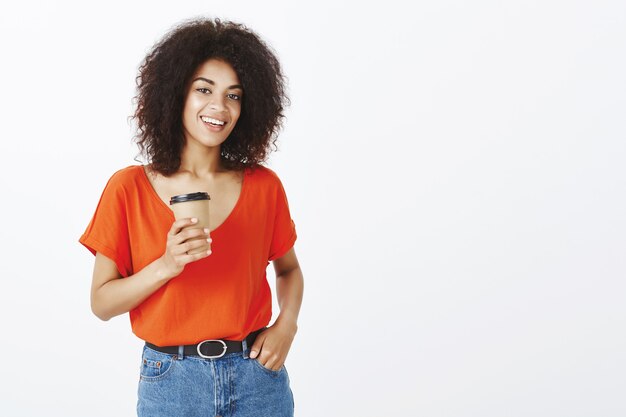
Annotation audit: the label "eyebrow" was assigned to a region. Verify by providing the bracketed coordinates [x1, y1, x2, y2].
[192, 77, 243, 90]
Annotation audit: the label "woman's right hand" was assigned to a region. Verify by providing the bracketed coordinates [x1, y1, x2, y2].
[159, 217, 212, 279]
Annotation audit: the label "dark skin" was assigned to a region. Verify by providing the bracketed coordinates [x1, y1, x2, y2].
[90, 58, 303, 371]
[91, 222, 302, 371]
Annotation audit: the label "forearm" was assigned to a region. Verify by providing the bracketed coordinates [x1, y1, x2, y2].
[92, 258, 171, 321]
[274, 266, 304, 332]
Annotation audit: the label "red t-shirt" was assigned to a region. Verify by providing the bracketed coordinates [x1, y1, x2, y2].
[79, 164, 297, 346]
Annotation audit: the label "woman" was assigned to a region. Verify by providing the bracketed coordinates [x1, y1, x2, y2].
[79, 17, 303, 417]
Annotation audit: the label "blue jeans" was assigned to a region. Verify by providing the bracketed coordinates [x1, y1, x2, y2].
[137, 341, 295, 416]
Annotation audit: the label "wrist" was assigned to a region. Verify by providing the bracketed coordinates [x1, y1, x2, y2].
[275, 315, 298, 335]
[152, 257, 175, 283]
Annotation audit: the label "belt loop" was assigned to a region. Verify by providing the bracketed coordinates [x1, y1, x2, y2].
[242, 338, 249, 359]
[177, 345, 184, 361]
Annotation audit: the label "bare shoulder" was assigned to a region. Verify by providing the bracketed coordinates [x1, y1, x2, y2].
[226, 167, 245, 183]
[142, 163, 185, 190]
[142, 163, 164, 182]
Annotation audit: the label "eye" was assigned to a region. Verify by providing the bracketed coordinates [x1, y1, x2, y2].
[227, 93, 241, 101]
[196, 88, 211, 94]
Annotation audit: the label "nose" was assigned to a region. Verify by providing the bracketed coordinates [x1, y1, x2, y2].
[207, 94, 225, 111]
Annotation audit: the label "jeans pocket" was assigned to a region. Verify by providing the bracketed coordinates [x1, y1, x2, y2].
[139, 346, 177, 382]
[251, 357, 285, 376]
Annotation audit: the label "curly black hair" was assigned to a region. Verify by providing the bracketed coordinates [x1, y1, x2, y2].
[130, 17, 289, 175]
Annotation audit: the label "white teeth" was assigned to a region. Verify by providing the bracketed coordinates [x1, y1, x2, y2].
[201, 116, 225, 126]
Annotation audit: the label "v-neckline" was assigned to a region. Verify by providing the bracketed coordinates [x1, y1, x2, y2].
[137, 165, 248, 234]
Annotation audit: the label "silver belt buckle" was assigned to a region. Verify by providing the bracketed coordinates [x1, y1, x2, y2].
[196, 339, 228, 359]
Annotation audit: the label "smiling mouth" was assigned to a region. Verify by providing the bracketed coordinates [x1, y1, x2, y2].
[200, 116, 226, 126]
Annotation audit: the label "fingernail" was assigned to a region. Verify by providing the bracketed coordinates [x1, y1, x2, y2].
[207, 250, 212, 255]
[250, 351, 257, 358]
[207, 238, 212, 243]
[204, 228, 210, 234]
[191, 218, 198, 223]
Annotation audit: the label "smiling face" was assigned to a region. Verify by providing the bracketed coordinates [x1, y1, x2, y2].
[181, 58, 243, 150]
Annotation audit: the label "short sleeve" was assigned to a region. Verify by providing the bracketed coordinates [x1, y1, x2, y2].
[78, 170, 133, 277]
[268, 176, 297, 261]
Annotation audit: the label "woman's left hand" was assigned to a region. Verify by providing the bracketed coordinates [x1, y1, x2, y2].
[249, 320, 297, 371]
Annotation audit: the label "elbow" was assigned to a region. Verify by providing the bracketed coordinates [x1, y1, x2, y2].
[96, 313, 112, 322]
[90, 297, 113, 321]
[91, 305, 112, 321]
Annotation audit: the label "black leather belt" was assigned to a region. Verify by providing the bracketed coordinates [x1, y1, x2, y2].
[145, 327, 266, 359]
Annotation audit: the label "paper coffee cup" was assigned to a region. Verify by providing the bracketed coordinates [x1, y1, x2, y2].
[169, 192, 211, 255]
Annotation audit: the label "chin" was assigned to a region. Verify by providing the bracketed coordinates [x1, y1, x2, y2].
[191, 134, 229, 147]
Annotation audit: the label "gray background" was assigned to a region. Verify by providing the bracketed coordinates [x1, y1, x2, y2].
[1, 0, 624, 416]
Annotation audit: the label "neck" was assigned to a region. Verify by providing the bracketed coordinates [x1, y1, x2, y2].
[179, 141, 225, 178]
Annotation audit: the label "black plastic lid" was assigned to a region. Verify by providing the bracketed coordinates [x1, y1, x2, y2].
[169, 192, 210, 205]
